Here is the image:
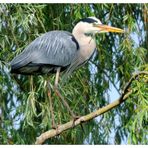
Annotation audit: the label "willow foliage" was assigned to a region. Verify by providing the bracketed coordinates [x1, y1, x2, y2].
[0, 4, 147, 144]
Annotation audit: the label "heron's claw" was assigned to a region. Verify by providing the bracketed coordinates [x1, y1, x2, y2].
[72, 115, 80, 121]
[51, 122, 57, 129]
[71, 115, 81, 128]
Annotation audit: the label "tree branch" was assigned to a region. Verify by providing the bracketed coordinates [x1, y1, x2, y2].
[35, 71, 148, 144]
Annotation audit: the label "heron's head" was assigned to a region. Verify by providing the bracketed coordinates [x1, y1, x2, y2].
[72, 16, 124, 36]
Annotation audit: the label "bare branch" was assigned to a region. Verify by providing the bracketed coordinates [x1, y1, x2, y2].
[35, 71, 148, 144]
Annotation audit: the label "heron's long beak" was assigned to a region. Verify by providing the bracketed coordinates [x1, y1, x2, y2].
[94, 24, 124, 33]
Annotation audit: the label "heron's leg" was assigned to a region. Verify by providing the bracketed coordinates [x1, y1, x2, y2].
[54, 68, 61, 88]
[54, 68, 79, 120]
[47, 81, 56, 129]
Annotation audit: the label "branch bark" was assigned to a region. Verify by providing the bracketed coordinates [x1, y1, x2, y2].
[35, 71, 148, 144]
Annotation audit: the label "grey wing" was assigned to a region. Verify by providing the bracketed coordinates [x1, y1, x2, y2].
[11, 31, 79, 72]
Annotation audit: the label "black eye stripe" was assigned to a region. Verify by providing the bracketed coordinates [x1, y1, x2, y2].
[80, 18, 98, 23]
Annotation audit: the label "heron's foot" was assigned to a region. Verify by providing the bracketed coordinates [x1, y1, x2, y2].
[51, 125, 57, 129]
[71, 114, 81, 128]
[72, 114, 80, 121]
[51, 120, 57, 129]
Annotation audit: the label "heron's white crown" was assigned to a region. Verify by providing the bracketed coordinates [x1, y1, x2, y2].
[72, 16, 103, 35]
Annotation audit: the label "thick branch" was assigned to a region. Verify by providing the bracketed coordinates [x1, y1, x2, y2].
[35, 71, 148, 144]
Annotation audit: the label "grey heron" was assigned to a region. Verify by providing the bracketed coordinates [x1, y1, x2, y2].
[10, 16, 124, 126]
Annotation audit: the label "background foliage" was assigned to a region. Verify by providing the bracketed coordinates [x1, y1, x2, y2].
[0, 4, 147, 144]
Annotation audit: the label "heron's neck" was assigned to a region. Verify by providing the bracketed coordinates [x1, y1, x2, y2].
[72, 27, 96, 45]
[72, 28, 96, 60]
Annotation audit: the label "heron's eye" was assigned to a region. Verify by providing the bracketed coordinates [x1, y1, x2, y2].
[93, 23, 99, 27]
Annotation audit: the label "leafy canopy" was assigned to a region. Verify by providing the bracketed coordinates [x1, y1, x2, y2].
[0, 4, 147, 144]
